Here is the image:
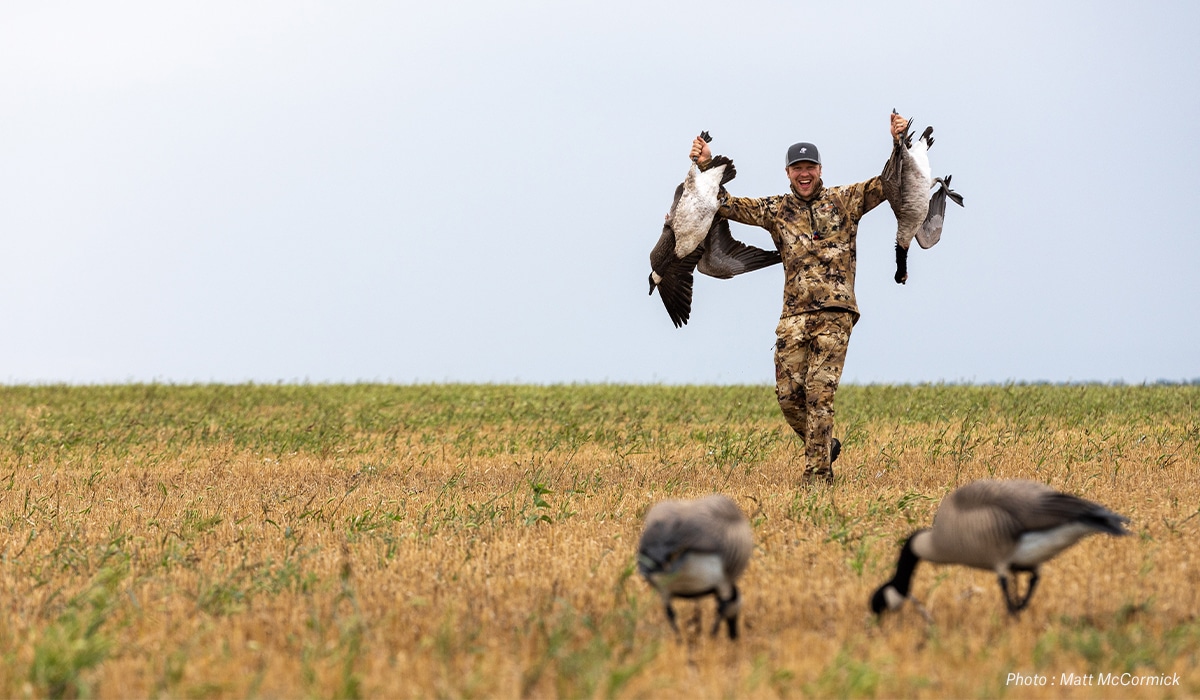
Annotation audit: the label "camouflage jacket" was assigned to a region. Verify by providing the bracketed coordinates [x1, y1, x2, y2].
[718, 177, 886, 320]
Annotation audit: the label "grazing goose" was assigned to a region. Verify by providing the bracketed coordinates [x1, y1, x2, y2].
[870, 479, 1131, 618]
[649, 132, 781, 327]
[637, 494, 754, 639]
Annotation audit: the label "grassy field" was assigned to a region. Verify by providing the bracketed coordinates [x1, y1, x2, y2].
[0, 383, 1198, 699]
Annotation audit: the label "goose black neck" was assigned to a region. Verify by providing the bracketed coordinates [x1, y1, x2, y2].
[894, 243, 909, 275]
[888, 532, 923, 597]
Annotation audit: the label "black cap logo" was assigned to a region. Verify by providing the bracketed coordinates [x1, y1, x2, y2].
[786, 142, 821, 167]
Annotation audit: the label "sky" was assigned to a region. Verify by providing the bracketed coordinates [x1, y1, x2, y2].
[2, 1, 1198, 385]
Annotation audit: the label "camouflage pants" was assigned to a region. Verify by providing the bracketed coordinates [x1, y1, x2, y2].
[774, 310, 854, 478]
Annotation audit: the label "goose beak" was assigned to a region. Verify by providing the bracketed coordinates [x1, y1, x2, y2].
[870, 584, 907, 615]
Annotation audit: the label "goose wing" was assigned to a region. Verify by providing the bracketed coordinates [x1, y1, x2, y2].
[951, 479, 1130, 536]
[917, 183, 947, 249]
[881, 139, 906, 203]
[881, 112, 913, 203]
[916, 175, 964, 249]
[648, 202, 681, 275]
[649, 182, 700, 328]
[652, 238, 703, 328]
[697, 218, 781, 279]
[1011, 484, 1131, 535]
[709, 154, 737, 187]
[638, 505, 726, 566]
[696, 495, 754, 578]
[932, 484, 1026, 565]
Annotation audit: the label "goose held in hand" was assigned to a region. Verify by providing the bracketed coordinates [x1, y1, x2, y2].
[881, 111, 963, 284]
[881, 113, 932, 284]
[637, 494, 754, 639]
[649, 132, 781, 327]
[870, 479, 1130, 618]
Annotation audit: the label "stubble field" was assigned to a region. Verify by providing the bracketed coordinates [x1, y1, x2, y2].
[1, 383, 1198, 699]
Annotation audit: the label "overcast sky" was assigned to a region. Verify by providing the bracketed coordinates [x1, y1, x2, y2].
[2, 1, 1197, 385]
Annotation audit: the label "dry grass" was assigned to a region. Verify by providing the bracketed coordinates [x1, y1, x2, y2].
[0, 384, 1197, 698]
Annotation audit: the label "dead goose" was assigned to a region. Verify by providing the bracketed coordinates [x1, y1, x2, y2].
[637, 494, 753, 639]
[881, 111, 934, 285]
[870, 479, 1130, 617]
[883, 119, 966, 282]
[649, 132, 780, 327]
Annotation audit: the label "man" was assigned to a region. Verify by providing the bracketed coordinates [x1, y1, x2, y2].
[690, 112, 908, 483]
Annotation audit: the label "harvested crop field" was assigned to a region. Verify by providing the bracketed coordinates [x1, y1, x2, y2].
[1, 383, 1197, 698]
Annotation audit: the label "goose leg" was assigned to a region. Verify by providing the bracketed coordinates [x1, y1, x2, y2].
[998, 574, 1022, 615]
[1011, 571, 1040, 612]
[664, 601, 680, 635]
[712, 586, 741, 639]
[998, 571, 1041, 615]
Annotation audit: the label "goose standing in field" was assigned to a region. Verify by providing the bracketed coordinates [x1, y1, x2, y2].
[637, 494, 754, 639]
[649, 132, 781, 327]
[870, 479, 1131, 618]
[881, 111, 963, 284]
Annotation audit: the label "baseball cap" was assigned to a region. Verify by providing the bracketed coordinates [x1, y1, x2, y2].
[786, 142, 821, 167]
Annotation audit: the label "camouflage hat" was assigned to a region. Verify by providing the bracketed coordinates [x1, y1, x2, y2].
[786, 142, 821, 167]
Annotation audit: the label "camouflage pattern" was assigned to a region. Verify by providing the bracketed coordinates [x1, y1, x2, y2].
[774, 310, 854, 479]
[698, 156, 888, 480]
[718, 177, 887, 319]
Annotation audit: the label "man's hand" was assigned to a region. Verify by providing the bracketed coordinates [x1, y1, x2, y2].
[890, 112, 909, 142]
[690, 135, 712, 167]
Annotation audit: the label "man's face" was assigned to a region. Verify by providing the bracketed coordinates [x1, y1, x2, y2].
[786, 161, 821, 198]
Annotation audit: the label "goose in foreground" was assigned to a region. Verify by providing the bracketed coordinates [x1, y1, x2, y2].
[637, 494, 753, 639]
[870, 479, 1131, 618]
[649, 132, 781, 327]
